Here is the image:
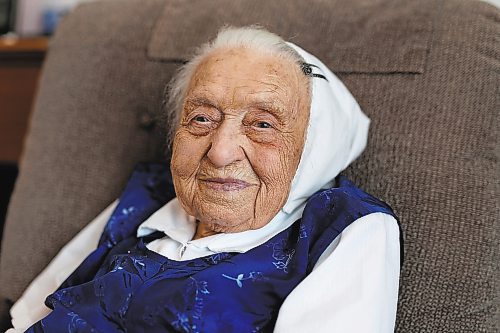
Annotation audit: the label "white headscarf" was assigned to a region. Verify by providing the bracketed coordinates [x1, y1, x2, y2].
[138, 43, 370, 253]
[282, 42, 370, 214]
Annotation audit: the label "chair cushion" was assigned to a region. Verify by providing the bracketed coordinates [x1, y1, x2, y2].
[148, 0, 432, 74]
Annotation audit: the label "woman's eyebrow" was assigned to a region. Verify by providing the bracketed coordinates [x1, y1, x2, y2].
[185, 96, 217, 107]
[248, 100, 287, 118]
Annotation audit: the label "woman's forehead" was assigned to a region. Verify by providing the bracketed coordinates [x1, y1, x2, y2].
[187, 47, 308, 108]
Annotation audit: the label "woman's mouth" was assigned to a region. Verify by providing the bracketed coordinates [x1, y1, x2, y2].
[201, 177, 252, 191]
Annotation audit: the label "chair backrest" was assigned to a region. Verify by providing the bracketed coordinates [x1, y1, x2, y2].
[1, 0, 498, 331]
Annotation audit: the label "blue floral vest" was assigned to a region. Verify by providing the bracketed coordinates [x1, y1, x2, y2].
[25, 163, 400, 333]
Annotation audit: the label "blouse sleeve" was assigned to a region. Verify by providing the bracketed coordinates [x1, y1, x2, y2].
[8, 200, 118, 331]
[273, 212, 401, 333]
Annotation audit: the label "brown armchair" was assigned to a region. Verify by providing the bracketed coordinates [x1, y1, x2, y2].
[1, 0, 498, 331]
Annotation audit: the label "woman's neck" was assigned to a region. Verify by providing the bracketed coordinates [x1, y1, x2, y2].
[193, 221, 219, 240]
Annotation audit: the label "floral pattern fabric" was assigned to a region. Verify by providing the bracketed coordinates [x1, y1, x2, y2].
[25, 162, 398, 333]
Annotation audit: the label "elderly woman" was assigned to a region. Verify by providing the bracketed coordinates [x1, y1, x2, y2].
[8, 26, 401, 332]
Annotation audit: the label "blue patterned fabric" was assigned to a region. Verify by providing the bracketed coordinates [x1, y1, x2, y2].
[25, 162, 399, 333]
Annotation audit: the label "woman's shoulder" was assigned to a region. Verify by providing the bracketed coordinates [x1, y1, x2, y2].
[99, 162, 176, 248]
[304, 175, 398, 222]
[302, 175, 403, 269]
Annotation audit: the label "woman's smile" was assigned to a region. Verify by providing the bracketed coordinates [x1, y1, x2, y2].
[200, 177, 253, 191]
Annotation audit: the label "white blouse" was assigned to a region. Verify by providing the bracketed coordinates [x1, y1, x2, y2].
[7, 200, 400, 333]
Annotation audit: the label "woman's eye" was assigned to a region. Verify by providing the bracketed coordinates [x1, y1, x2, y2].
[255, 121, 272, 129]
[194, 116, 209, 123]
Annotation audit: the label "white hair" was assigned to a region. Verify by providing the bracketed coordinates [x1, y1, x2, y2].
[164, 26, 310, 146]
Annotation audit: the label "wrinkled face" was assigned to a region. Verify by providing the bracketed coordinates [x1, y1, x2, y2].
[171, 47, 310, 234]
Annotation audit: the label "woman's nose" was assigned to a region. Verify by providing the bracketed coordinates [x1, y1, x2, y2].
[207, 122, 245, 168]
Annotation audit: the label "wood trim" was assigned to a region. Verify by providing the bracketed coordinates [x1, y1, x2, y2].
[0, 37, 47, 162]
[0, 36, 49, 52]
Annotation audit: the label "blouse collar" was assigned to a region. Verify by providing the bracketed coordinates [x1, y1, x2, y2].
[137, 198, 304, 258]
